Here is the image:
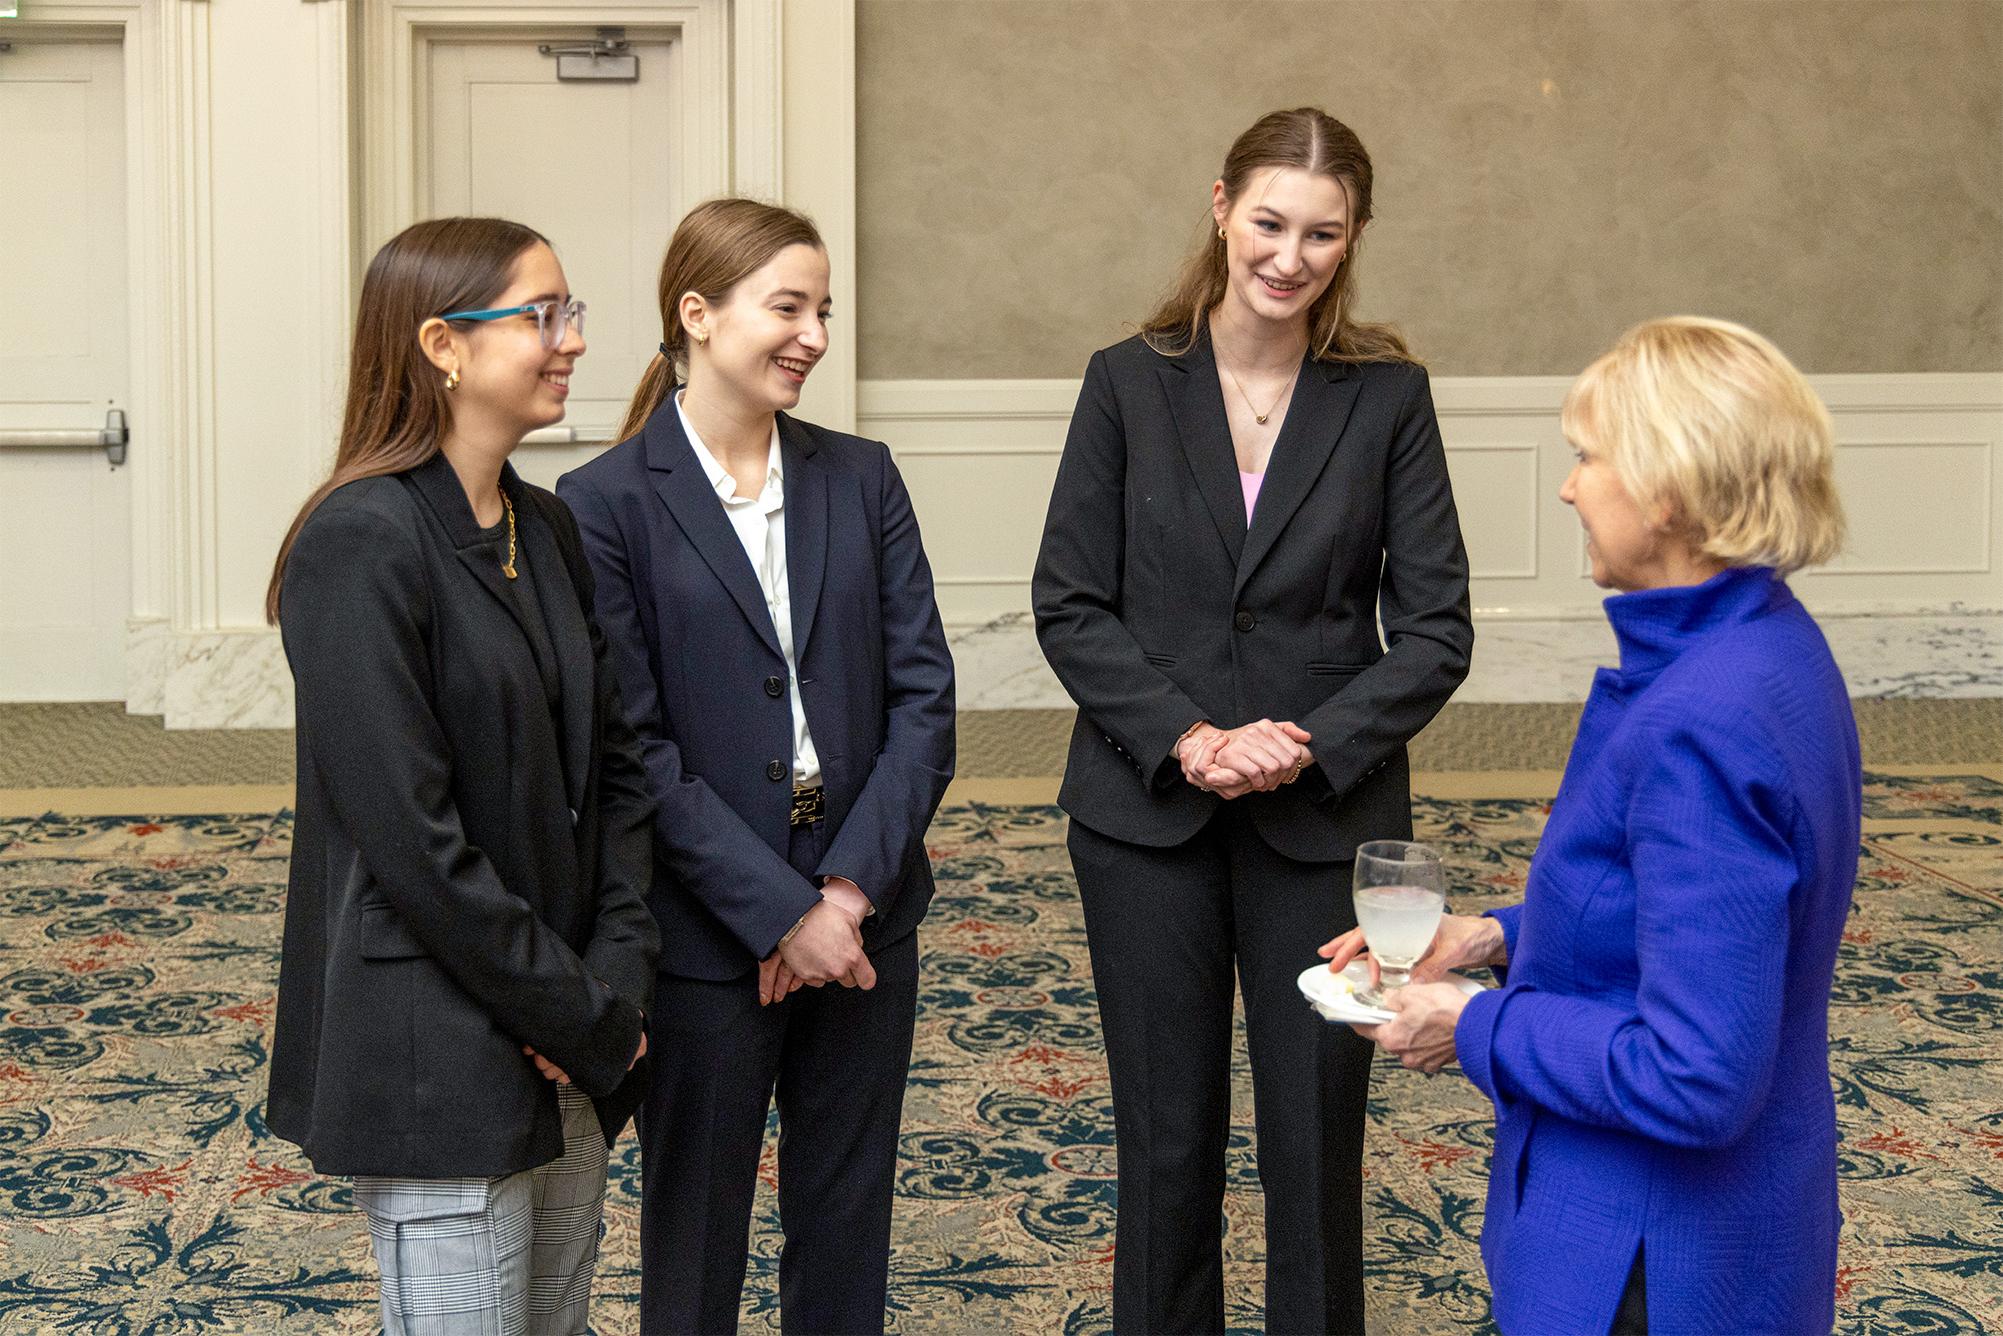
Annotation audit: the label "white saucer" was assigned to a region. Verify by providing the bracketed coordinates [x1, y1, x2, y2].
[1295, 962, 1485, 1026]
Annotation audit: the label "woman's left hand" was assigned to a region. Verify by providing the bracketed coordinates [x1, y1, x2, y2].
[522, 1044, 571, 1085]
[1351, 982, 1470, 1074]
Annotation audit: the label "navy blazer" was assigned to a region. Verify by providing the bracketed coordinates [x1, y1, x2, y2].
[1457, 569, 1861, 1334]
[557, 402, 955, 980]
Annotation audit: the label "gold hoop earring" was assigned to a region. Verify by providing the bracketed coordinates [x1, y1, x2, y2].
[1218, 226, 1227, 240]
[444, 369, 460, 392]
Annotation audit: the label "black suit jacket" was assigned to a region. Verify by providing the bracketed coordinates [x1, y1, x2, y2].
[557, 403, 955, 980]
[269, 452, 660, 1178]
[1033, 333, 1473, 861]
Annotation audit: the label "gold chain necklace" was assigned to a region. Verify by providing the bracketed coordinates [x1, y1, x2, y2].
[498, 487, 518, 580]
[1220, 357, 1283, 425]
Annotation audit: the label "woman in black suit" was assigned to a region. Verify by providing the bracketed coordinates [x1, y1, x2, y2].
[1032, 108, 1473, 1335]
[265, 217, 658, 1336]
[557, 197, 954, 1335]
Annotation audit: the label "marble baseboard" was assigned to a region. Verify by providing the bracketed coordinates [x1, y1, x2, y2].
[951, 610, 2003, 709]
[124, 618, 173, 716]
[126, 623, 291, 729]
[109, 608, 2003, 729]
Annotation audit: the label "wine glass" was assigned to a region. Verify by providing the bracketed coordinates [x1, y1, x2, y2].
[1350, 840, 1447, 1007]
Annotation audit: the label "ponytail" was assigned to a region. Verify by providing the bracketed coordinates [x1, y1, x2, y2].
[618, 343, 678, 440]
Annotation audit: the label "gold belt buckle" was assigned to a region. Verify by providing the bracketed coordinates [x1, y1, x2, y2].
[789, 784, 824, 827]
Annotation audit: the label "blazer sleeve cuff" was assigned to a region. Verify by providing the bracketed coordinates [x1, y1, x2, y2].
[752, 880, 828, 961]
[558, 978, 647, 1099]
[1485, 903, 1524, 985]
[1455, 983, 1510, 1105]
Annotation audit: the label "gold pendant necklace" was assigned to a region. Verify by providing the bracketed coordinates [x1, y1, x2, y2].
[1221, 358, 1281, 425]
[499, 487, 518, 580]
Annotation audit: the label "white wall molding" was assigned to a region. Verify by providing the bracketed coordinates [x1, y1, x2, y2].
[731, 0, 782, 198]
[862, 372, 2003, 629]
[779, 0, 855, 433]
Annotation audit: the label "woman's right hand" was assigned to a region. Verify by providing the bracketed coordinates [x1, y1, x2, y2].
[779, 900, 878, 991]
[1318, 911, 1507, 985]
[1179, 720, 1312, 797]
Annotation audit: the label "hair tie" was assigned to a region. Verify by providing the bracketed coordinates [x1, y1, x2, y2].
[658, 341, 671, 358]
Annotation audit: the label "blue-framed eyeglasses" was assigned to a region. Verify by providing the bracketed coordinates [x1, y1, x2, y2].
[438, 297, 586, 349]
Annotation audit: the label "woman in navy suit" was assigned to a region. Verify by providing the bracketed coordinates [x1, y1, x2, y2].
[1328, 317, 1859, 1334]
[556, 197, 954, 1335]
[1034, 108, 1473, 1334]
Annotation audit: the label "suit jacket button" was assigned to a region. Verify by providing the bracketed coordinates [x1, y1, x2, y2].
[767, 760, 788, 782]
[764, 675, 785, 698]
[1234, 610, 1256, 632]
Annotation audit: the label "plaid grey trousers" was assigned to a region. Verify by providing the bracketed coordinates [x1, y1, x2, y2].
[353, 1084, 608, 1336]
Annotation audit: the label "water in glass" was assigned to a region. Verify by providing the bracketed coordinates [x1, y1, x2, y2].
[1351, 841, 1446, 1006]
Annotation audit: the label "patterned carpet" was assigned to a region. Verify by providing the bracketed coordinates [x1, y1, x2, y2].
[3, 780, 2001, 1334]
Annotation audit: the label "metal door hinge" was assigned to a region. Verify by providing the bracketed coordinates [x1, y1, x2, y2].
[538, 27, 637, 82]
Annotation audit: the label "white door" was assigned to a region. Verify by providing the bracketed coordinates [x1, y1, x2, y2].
[426, 33, 679, 489]
[0, 37, 129, 700]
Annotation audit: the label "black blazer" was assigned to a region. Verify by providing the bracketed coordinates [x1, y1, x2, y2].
[557, 403, 955, 980]
[269, 452, 660, 1179]
[1033, 333, 1473, 861]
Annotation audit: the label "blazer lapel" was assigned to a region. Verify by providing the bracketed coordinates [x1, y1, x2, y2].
[515, 492, 595, 812]
[1158, 333, 1247, 567]
[1234, 358, 1362, 596]
[407, 452, 544, 653]
[778, 413, 829, 660]
[642, 400, 785, 659]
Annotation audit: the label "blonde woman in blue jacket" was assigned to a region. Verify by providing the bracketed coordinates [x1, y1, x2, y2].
[1328, 317, 1858, 1335]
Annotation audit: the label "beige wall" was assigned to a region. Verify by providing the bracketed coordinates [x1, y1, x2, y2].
[857, 0, 2003, 379]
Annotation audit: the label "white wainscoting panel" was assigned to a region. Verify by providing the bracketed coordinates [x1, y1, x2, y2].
[862, 373, 2003, 629]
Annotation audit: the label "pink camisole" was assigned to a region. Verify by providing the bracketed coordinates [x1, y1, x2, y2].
[1239, 470, 1265, 524]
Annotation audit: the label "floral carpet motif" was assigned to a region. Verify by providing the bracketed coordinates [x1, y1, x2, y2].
[1, 774, 2000, 1333]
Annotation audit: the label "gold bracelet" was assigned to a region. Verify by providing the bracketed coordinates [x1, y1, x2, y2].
[1174, 719, 1211, 759]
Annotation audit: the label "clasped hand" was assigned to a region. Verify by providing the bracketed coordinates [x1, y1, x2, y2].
[759, 880, 876, 1006]
[1177, 719, 1313, 798]
[523, 1029, 646, 1087]
[1317, 913, 1507, 1075]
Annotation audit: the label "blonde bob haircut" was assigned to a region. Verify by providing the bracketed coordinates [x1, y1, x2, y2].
[1561, 316, 1845, 574]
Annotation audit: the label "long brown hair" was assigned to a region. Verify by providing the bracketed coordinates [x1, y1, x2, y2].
[618, 198, 824, 440]
[265, 216, 548, 623]
[1142, 107, 1413, 365]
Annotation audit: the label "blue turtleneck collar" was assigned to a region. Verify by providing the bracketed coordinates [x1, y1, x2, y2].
[1603, 565, 1788, 680]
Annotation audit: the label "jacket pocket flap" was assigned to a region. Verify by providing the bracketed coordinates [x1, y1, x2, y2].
[358, 905, 427, 960]
[1306, 661, 1369, 676]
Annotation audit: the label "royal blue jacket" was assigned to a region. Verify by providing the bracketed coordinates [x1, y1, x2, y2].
[1455, 566, 1860, 1334]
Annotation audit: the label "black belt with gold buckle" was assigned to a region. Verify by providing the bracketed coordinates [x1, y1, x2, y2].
[789, 784, 825, 827]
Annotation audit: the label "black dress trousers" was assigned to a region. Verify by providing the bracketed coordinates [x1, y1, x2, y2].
[1069, 805, 1372, 1335]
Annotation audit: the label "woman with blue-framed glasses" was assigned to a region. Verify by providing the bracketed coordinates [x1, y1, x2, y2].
[264, 217, 658, 1336]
